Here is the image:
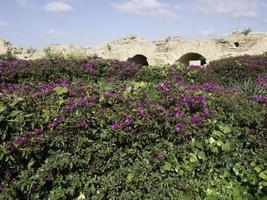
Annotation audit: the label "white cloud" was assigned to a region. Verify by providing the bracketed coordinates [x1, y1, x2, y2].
[17, 0, 29, 7]
[112, 0, 180, 22]
[16, 0, 38, 9]
[193, 0, 265, 19]
[199, 28, 217, 37]
[47, 29, 68, 36]
[0, 20, 10, 28]
[44, 1, 73, 12]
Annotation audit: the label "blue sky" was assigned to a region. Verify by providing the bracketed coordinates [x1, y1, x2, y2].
[0, 0, 267, 48]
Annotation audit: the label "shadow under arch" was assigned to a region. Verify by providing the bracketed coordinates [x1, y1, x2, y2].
[127, 54, 149, 66]
[178, 52, 207, 66]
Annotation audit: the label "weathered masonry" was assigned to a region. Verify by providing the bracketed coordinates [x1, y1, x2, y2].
[94, 31, 267, 66]
[1, 31, 267, 66]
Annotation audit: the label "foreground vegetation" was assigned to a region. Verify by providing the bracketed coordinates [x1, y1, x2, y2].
[0, 55, 266, 199]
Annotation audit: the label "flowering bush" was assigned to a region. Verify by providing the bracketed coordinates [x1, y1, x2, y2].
[0, 56, 266, 199]
[196, 55, 267, 86]
[254, 76, 267, 90]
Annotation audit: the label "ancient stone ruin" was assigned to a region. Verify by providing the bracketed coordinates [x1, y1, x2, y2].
[1, 31, 267, 66]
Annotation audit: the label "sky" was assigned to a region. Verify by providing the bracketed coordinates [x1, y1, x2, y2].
[0, 0, 267, 48]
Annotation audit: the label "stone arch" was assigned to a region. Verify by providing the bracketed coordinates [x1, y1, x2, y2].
[178, 52, 207, 66]
[234, 42, 240, 47]
[127, 54, 149, 66]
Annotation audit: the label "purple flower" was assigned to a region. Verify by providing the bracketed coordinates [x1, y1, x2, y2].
[191, 95, 206, 107]
[175, 123, 184, 133]
[175, 111, 184, 118]
[162, 83, 170, 92]
[203, 108, 212, 117]
[0, 184, 3, 193]
[136, 106, 146, 117]
[191, 114, 204, 126]
[78, 97, 92, 108]
[0, 92, 3, 97]
[181, 93, 190, 107]
[157, 82, 170, 93]
[175, 75, 185, 86]
[123, 127, 130, 132]
[60, 80, 70, 88]
[111, 122, 120, 130]
[31, 93, 39, 98]
[25, 131, 34, 137]
[14, 136, 24, 145]
[6, 141, 15, 151]
[79, 119, 87, 127]
[104, 91, 116, 98]
[199, 83, 221, 92]
[84, 61, 96, 75]
[254, 76, 267, 89]
[181, 93, 207, 110]
[157, 154, 164, 161]
[4, 169, 11, 177]
[124, 118, 134, 126]
[250, 95, 267, 105]
[48, 117, 61, 129]
[150, 153, 164, 162]
[198, 96, 206, 106]
[67, 100, 77, 111]
[34, 128, 43, 136]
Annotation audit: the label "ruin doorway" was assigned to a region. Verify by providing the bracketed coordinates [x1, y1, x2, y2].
[178, 52, 207, 66]
[127, 54, 149, 66]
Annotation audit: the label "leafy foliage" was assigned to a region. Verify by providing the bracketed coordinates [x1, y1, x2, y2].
[0, 55, 266, 199]
[195, 55, 267, 86]
[0, 52, 17, 61]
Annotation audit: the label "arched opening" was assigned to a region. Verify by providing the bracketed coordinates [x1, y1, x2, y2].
[127, 54, 149, 66]
[178, 52, 207, 66]
[234, 42, 240, 47]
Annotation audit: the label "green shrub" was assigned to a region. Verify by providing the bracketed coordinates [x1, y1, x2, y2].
[0, 55, 266, 199]
[196, 55, 267, 87]
[0, 52, 17, 61]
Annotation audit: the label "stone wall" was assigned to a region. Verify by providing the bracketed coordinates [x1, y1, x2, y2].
[1, 31, 267, 65]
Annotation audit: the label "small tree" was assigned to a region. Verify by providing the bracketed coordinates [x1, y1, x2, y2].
[242, 28, 252, 36]
[0, 50, 17, 61]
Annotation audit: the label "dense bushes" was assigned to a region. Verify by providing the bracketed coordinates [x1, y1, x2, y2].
[196, 55, 267, 86]
[0, 52, 17, 61]
[0, 57, 143, 84]
[0, 55, 266, 199]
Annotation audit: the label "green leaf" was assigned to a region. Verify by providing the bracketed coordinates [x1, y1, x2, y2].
[127, 173, 134, 183]
[0, 115, 4, 122]
[163, 162, 172, 171]
[218, 124, 231, 134]
[175, 165, 183, 174]
[195, 141, 204, 149]
[77, 192, 86, 200]
[27, 159, 35, 169]
[222, 141, 231, 151]
[197, 151, 207, 160]
[216, 140, 223, 147]
[8, 110, 20, 118]
[209, 137, 216, 144]
[189, 154, 198, 163]
[58, 99, 66, 105]
[0, 105, 6, 112]
[259, 171, 267, 180]
[210, 147, 218, 154]
[212, 130, 223, 137]
[254, 166, 262, 173]
[205, 188, 218, 200]
[233, 163, 242, 176]
[147, 86, 160, 100]
[54, 87, 68, 95]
